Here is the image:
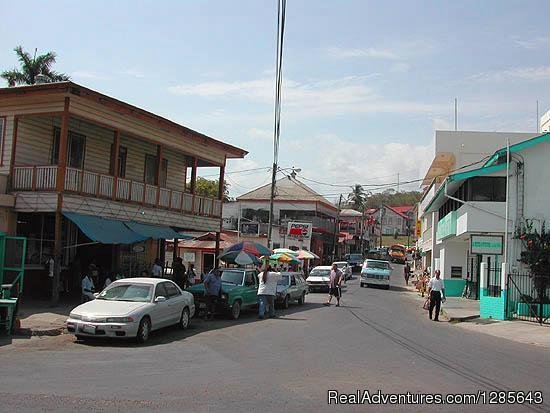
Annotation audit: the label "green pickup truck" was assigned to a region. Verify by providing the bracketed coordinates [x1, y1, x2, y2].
[187, 268, 259, 319]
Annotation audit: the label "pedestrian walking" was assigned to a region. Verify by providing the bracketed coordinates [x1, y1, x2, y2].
[187, 263, 198, 285]
[323, 263, 343, 307]
[172, 257, 187, 289]
[257, 264, 280, 319]
[427, 270, 446, 321]
[203, 268, 222, 320]
[404, 262, 411, 286]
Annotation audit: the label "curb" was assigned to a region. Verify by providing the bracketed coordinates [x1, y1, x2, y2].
[14, 326, 66, 337]
[440, 309, 480, 323]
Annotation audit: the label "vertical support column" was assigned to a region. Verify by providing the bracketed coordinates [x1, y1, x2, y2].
[52, 211, 62, 304]
[156, 144, 163, 206]
[9, 115, 19, 187]
[112, 129, 120, 200]
[172, 238, 179, 262]
[479, 262, 487, 297]
[56, 97, 70, 192]
[214, 161, 225, 267]
[190, 157, 198, 194]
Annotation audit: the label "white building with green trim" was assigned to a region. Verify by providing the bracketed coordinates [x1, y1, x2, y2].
[418, 132, 550, 320]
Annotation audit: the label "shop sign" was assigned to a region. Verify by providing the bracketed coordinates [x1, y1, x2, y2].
[470, 235, 503, 255]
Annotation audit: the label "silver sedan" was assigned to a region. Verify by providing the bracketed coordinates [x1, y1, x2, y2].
[66, 278, 195, 343]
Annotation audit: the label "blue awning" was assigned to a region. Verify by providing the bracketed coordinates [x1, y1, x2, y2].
[125, 221, 181, 240]
[63, 212, 148, 244]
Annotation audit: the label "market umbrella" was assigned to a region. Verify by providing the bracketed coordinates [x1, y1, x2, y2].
[225, 241, 272, 257]
[264, 252, 301, 265]
[295, 250, 319, 260]
[218, 250, 260, 265]
[273, 248, 298, 256]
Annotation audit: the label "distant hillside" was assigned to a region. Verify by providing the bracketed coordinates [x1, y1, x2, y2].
[359, 189, 421, 210]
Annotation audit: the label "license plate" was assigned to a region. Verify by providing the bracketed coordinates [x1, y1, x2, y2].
[81, 324, 96, 334]
[199, 302, 207, 309]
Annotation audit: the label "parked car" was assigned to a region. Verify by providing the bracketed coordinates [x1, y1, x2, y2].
[332, 261, 352, 280]
[66, 278, 195, 343]
[344, 253, 364, 273]
[276, 272, 308, 308]
[186, 268, 259, 320]
[360, 259, 392, 289]
[306, 266, 332, 292]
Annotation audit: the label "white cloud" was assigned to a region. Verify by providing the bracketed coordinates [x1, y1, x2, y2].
[168, 75, 447, 117]
[247, 127, 272, 141]
[325, 47, 399, 60]
[299, 135, 433, 193]
[390, 62, 410, 73]
[467, 67, 550, 82]
[513, 36, 550, 50]
[118, 68, 145, 78]
[71, 70, 107, 80]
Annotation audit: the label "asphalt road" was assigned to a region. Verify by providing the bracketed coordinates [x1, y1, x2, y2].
[1, 265, 549, 413]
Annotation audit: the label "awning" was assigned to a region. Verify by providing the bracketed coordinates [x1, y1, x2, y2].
[124, 221, 181, 240]
[63, 212, 147, 244]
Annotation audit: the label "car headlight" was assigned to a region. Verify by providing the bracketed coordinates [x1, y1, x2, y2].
[105, 317, 134, 323]
[221, 293, 228, 300]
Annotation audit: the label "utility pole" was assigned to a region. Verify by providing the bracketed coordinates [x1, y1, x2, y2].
[331, 194, 343, 262]
[379, 205, 383, 249]
[454, 98, 458, 131]
[359, 208, 365, 254]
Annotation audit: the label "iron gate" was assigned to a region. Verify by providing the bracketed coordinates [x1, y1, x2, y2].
[507, 273, 550, 325]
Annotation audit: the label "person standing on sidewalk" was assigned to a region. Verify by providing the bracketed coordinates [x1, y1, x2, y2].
[324, 263, 343, 307]
[203, 268, 222, 320]
[427, 270, 445, 321]
[258, 264, 280, 319]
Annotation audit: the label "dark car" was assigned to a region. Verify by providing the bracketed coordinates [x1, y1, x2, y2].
[276, 272, 308, 308]
[345, 253, 364, 273]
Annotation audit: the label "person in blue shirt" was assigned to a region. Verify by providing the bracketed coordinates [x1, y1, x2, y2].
[203, 268, 222, 320]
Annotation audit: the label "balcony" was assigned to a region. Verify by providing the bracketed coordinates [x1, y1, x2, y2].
[12, 165, 222, 218]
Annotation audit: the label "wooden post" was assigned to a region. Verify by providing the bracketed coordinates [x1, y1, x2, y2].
[112, 129, 120, 200]
[9, 116, 19, 188]
[190, 157, 198, 194]
[173, 238, 179, 262]
[156, 144, 163, 206]
[56, 97, 70, 192]
[52, 209, 63, 305]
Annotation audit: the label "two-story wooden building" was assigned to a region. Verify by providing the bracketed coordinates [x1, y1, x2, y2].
[0, 81, 246, 300]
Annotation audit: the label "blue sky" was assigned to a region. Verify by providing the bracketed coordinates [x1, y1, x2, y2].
[1, 0, 549, 201]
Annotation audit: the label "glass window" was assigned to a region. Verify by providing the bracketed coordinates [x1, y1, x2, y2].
[154, 283, 168, 298]
[245, 272, 256, 286]
[450, 266, 463, 279]
[163, 281, 181, 298]
[51, 127, 86, 168]
[144, 154, 168, 186]
[468, 177, 506, 202]
[111, 145, 127, 177]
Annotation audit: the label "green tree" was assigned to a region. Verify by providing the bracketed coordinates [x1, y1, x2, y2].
[195, 177, 230, 201]
[1, 46, 70, 87]
[347, 184, 367, 211]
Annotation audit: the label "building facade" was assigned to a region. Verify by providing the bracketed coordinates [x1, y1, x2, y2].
[0, 82, 246, 300]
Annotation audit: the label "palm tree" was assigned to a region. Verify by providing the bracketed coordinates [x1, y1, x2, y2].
[1, 46, 70, 87]
[347, 184, 366, 211]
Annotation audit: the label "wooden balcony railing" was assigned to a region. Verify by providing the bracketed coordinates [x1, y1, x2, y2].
[12, 165, 222, 218]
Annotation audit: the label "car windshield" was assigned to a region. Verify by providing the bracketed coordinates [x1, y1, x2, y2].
[366, 261, 390, 270]
[348, 254, 362, 260]
[97, 283, 153, 302]
[310, 269, 330, 277]
[334, 262, 347, 268]
[278, 275, 290, 286]
[221, 270, 244, 285]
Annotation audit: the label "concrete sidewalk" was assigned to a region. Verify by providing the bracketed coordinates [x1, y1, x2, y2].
[15, 301, 73, 336]
[403, 277, 550, 348]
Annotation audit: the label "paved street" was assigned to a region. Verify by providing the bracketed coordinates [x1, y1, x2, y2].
[1, 265, 549, 413]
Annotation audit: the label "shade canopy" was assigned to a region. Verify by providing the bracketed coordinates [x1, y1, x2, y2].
[295, 250, 319, 260]
[125, 221, 181, 240]
[225, 241, 272, 257]
[63, 212, 147, 244]
[218, 250, 261, 265]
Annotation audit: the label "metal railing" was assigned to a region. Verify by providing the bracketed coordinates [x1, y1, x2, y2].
[507, 273, 550, 325]
[11, 165, 222, 218]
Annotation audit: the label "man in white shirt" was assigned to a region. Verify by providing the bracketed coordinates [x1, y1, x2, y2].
[257, 265, 281, 319]
[81, 275, 95, 302]
[427, 270, 446, 321]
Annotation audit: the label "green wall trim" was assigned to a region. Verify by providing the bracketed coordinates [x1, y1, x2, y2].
[480, 288, 507, 320]
[443, 279, 466, 297]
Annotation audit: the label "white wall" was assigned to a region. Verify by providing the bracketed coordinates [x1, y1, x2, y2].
[439, 240, 469, 280]
[540, 109, 550, 132]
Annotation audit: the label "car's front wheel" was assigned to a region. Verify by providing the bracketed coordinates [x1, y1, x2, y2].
[136, 317, 151, 343]
[298, 292, 305, 305]
[230, 300, 241, 320]
[179, 308, 190, 329]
